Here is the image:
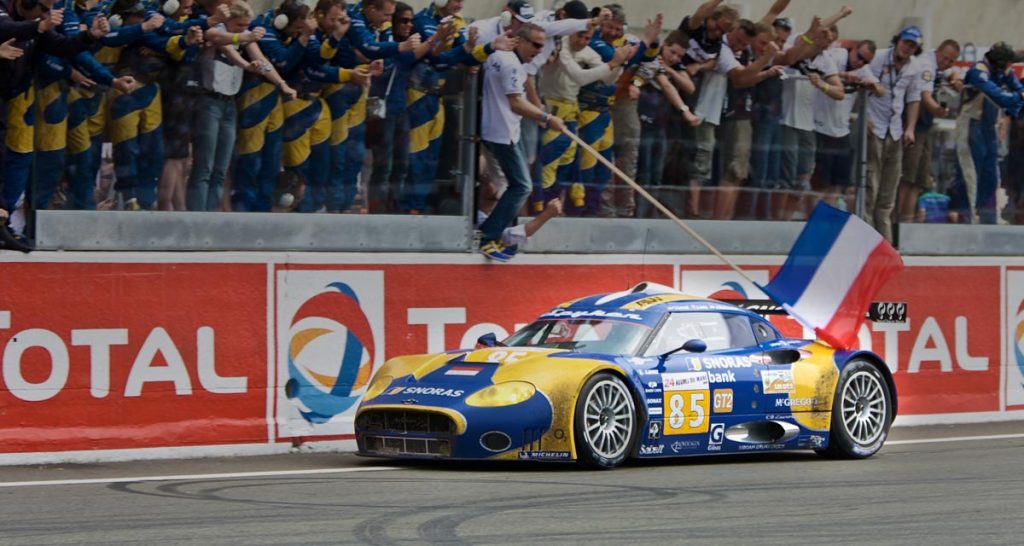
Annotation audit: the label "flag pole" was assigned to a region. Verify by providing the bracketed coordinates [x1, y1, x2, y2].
[562, 127, 760, 287]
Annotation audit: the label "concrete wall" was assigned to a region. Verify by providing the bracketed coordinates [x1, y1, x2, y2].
[248, 0, 1020, 54]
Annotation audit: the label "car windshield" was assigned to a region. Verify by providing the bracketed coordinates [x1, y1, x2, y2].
[504, 319, 652, 355]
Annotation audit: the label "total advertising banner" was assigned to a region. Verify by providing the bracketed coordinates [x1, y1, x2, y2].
[0, 255, 1020, 461]
[0, 263, 269, 453]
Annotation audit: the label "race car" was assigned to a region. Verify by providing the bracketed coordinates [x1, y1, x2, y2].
[354, 282, 898, 468]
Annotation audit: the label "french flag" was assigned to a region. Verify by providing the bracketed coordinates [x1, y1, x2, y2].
[759, 202, 904, 349]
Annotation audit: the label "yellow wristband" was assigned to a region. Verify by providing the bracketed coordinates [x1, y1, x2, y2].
[232, 33, 240, 45]
[822, 83, 831, 93]
[801, 34, 814, 45]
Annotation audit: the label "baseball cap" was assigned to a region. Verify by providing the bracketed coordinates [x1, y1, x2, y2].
[507, 0, 535, 22]
[898, 25, 923, 45]
[772, 17, 793, 31]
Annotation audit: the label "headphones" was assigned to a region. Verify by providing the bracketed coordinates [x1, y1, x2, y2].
[110, 13, 122, 26]
[161, 0, 179, 16]
[274, 0, 302, 30]
[433, 0, 448, 8]
[499, 9, 512, 28]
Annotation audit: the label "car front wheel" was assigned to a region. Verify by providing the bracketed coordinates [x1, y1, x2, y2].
[574, 373, 637, 469]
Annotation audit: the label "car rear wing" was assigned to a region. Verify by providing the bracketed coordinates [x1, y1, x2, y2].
[726, 300, 908, 323]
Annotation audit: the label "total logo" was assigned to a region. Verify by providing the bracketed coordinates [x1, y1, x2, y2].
[1015, 300, 1024, 387]
[278, 271, 383, 431]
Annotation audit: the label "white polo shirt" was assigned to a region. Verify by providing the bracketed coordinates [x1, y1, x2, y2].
[814, 47, 878, 138]
[783, 50, 838, 132]
[866, 47, 921, 140]
[482, 50, 527, 144]
[693, 35, 742, 126]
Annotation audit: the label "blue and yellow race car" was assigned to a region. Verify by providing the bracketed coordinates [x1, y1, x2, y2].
[355, 282, 898, 468]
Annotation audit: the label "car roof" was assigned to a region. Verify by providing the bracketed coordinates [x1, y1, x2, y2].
[537, 282, 751, 327]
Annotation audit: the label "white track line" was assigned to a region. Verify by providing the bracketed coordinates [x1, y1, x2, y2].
[888, 433, 1024, 446]
[0, 465, 400, 488]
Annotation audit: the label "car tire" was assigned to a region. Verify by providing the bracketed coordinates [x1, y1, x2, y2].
[818, 360, 893, 459]
[574, 372, 637, 469]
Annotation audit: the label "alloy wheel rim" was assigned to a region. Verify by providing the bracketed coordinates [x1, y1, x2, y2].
[583, 379, 634, 459]
[841, 370, 887, 445]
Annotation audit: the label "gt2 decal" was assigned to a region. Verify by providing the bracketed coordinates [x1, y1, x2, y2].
[713, 388, 734, 413]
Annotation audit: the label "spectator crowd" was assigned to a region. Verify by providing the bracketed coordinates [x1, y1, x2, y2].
[2, 0, 1024, 256]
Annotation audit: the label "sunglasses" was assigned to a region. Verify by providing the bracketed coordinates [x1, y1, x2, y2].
[396, 17, 413, 23]
[527, 39, 544, 49]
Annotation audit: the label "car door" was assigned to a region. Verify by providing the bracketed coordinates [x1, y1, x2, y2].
[644, 311, 767, 451]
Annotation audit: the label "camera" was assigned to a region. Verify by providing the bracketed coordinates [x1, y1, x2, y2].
[366, 96, 387, 120]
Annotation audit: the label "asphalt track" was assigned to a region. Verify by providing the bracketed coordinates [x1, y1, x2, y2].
[1, 422, 1022, 546]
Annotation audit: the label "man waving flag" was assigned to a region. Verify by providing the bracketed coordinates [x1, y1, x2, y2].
[760, 202, 904, 349]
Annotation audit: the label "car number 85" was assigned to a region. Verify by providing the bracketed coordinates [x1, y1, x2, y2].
[663, 390, 710, 435]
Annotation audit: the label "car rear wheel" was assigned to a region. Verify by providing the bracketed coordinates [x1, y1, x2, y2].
[574, 373, 637, 469]
[818, 360, 893, 459]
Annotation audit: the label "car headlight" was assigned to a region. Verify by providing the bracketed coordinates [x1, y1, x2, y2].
[362, 374, 393, 401]
[465, 381, 536, 407]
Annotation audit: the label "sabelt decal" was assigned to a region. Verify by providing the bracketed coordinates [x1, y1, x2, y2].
[0, 263, 266, 453]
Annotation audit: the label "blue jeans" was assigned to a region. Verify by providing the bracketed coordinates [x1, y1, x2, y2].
[480, 140, 531, 245]
[188, 94, 237, 211]
[749, 118, 783, 219]
[367, 110, 410, 213]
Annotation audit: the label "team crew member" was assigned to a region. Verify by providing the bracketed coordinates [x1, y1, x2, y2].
[402, 0, 519, 214]
[898, 39, 960, 222]
[232, 0, 304, 212]
[957, 42, 1024, 224]
[814, 38, 880, 212]
[66, 1, 164, 210]
[280, 0, 371, 213]
[0, 0, 110, 221]
[864, 25, 923, 242]
[478, 22, 565, 261]
[32, 0, 134, 211]
[365, 1, 433, 213]
[108, 0, 201, 210]
[532, 26, 632, 212]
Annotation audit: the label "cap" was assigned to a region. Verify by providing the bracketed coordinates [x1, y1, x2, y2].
[772, 17, 792, 31]
[898, 25, 923, 45]
[561, 0, 589, 20]
[507, 0, 535, 22]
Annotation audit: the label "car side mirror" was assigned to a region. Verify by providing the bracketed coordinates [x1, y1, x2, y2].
[659, 338, 708, 361]
[682, 339, 708, 353]
[476, 333, 504, 348]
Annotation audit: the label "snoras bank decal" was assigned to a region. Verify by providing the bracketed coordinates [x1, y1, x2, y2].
[1007, 271, 1024, 408]
[276, 270, 384, 437]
